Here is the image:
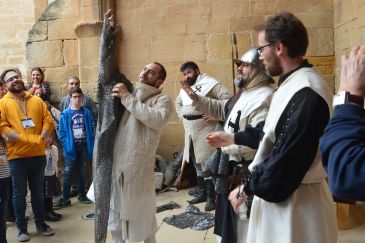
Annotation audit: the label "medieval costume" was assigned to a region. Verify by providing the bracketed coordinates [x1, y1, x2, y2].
[193, 67, 273, 243]
[109, 82, 173, 242]
[176, 73, 231, 166]
[243, 61, 337, 243]
[176, 73, 231, 210]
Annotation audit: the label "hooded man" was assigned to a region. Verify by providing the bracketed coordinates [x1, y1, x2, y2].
[180, 48, 274, 243]
[108, 61, 173, 243]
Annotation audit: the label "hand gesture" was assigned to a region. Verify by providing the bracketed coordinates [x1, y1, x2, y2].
[202, 114, 216, 124]
[205, 131, 234, 147]
[105, 9, 115, 29]
[228, 186, 247, 214]
[339, 45, 365, 97]
[112, 83, 129, 99]
[180, 79, 198, 102]
[0, 156, 5, 165]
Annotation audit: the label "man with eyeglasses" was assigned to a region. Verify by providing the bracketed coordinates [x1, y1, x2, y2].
[0, 68, 55, 241]
[206, 12, 337, 243]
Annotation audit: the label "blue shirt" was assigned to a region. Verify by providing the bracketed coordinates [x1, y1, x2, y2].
[71, 109, 86, 145]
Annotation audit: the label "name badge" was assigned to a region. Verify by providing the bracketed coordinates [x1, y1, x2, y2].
[21, 118, 35, 128]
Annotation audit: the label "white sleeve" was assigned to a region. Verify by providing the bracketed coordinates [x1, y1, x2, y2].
[51, 145, 59, 175]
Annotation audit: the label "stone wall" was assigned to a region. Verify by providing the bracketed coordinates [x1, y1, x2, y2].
[26, 0, 81, 102]
[1, 0, 336, 160]
[0, 0, 36, 75]
[113, 0, 335, 158]
[334, 0, 365, 90]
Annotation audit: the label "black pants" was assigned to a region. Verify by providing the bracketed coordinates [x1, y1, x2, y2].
[44, 197, 53, 214]
[214, 193, 237, 243]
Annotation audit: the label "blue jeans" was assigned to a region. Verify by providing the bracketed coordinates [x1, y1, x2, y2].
[0, 177, 10, 243]
[8, 156, 46, 228]
[63, 145, 88, 199]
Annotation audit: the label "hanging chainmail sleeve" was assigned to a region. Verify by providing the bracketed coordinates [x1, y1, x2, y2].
[93, 11, 133, 243]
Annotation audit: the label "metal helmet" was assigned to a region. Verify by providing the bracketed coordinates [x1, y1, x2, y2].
[233, 48, 264, 70]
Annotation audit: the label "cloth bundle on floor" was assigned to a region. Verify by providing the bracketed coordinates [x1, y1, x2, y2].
[163, 205, 214, 230]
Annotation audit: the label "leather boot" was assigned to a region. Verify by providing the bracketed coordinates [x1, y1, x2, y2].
[188, 187, 200, 197]
[204, 179, 216, 211]
[188, 176, 203, 197]
[187, 177, 207, 204]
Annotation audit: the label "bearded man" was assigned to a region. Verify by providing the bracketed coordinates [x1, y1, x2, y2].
[107, 62, 173, 243]
[0, 69, 55, 242]
[175, 62, 231, 211]
[206, 12, 337, 243]
[180, 48, 274, 243]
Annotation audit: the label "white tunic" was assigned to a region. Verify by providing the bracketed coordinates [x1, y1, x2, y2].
[176, 73, 232, 165]
[247, 67, 337, 243]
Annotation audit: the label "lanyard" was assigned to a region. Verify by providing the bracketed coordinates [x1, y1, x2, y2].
[14, 96, 27, 118]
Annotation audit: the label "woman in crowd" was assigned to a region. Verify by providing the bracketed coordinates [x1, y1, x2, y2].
[27, 67, 51, 102]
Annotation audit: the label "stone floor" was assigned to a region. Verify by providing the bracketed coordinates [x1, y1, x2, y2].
[5, 189, 365, 243]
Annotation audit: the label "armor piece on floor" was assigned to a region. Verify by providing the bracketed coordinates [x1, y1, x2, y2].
[163, 204, 215, 231]
[156, 201, 181, 213]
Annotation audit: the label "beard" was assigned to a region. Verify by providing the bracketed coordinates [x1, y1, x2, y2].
[234, 76, 247, 88]
[265, 53, 283, 77]
[8, 81, 25, 94]
[187, 73, 199, 86]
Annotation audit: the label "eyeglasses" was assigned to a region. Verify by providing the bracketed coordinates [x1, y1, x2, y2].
[71, 95, 82, 99]
[69, 82, 80, 86]
[257, 43, 273, 55]
[5, 75, 21, 83]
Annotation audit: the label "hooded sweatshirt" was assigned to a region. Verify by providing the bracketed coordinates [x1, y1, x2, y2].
[0, 91, 54, 160]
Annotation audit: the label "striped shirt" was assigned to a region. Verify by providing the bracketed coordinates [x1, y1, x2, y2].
[0, 136, 10, 179]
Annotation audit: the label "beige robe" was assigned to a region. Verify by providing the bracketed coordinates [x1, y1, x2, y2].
[108, 82, 173, 241]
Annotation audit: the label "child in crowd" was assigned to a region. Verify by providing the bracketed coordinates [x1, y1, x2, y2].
[44, 133, 62, 221]
[0, 82, 10, 243]
[54, 87, 94, 209]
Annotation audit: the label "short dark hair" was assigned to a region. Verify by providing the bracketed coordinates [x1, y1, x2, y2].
[31, 67, 44, 78]
[67, 76, 80, 84]
[153, 62, 167, 81]
[257, 11, 308, 58]
[180, 61, 199, 72]
[0, 68, 19, 83]
[69, 86, 83, 97]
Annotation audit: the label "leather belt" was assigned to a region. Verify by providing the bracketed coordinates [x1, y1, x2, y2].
[183, 114, 203, 120]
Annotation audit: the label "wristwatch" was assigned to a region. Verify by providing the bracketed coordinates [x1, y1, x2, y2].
[333, 91, 364, 107]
